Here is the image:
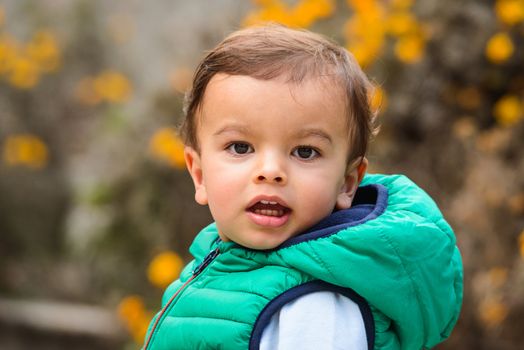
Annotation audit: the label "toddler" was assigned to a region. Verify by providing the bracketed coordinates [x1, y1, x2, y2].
[143, 25, 463, 350]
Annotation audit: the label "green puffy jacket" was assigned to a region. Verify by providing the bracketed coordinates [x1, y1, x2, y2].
[143, 174, 463, 350]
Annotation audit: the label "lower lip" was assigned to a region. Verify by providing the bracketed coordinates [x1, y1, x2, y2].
[246, 211, 290, 228]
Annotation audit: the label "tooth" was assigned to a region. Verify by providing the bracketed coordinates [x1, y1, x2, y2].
[255, 209, 261, 214]
[278, 210, 283, 216]
[269, 201, 277, 205]
[261, 200, 269, 204]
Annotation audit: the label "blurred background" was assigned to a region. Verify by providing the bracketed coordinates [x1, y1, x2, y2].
[0, 0, 523, 349]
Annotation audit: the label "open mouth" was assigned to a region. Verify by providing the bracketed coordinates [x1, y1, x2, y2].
[247, 200, 291, 217]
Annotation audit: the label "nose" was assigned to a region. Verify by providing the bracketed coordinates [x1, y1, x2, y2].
[253, 152, 287, 185]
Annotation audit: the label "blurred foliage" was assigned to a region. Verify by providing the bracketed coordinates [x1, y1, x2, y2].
[0, 0, 524, 349]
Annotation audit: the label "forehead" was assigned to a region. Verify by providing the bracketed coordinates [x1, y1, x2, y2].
[197, 73, 348, 134]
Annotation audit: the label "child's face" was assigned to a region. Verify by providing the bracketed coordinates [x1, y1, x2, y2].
[185, 73, 366, 250]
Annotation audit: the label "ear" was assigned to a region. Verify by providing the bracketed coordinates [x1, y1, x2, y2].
[336, 157, 368, 210]
[184, 146, 208, 205]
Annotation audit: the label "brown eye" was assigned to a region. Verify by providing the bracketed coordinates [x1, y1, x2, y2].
[293, 146, 318, 160]
[227, 142, 253, 155]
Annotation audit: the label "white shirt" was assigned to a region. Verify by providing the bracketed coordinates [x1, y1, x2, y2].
[260, 291, 367, 350]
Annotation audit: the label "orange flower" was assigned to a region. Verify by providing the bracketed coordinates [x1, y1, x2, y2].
[8, 56, 40, 89]
[369, 84, 387, 114]
[93, 70, 132, 103]
[243, 0, 334, 28]
[147, 251, 184, 289]
[0, 33, 18, 75]
[386, 11, 418, 37]
[117, 296, 153, 344]
[394, 33, 425, 64]
[25, 30, 61, 72]
[149, 127, 186, 169]
[479, 298, 508, 328]
[493, 94, 522, 126]
[2, 134, 48, 169]
[495, 0, 524, 26]
[485, 32, 514, 63]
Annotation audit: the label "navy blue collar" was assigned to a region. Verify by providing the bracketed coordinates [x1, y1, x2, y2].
[276, 184, 388, 250]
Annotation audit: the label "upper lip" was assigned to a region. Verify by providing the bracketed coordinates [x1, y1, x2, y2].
[246, 195, 290, 210]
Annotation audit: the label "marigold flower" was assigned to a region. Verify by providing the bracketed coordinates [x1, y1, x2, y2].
[118, 295, 146, 324]
[386, 11, 418, 37]
[495, 0, 524, 26]
[493, 94, 522, 126]
[2, 134, 49, 169]
[117, 296, 152, 344]
[479, 298, 508, 328]
[243, 0, 334, 28]
[0, 34, 18, 75]
[394, 33, 425, 63]
[369, 84, 387, 114]
[391, 0, 414, 10]
[147, 251, 184, 289]
[485, 32, 514, 64]
[93, 70, 132, 103]
[25, 30, 61, 72]
[149, 127, 186, 169]
[7, 55, 40, 89]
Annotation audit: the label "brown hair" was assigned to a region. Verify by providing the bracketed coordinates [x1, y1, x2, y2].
[181, 24, 378, 164]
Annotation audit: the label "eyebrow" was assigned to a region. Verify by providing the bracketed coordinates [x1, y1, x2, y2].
[295, 128, 333, 144]
[213, 124, 252, 137]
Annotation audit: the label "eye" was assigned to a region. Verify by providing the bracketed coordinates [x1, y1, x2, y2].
[292, 146, 319, 160]
[226, 142, 253, 155]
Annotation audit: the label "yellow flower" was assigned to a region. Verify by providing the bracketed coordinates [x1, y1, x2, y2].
[8, 56, 40, 89]
[394, 33, 425, 63]
[495, 0, 524, 26]
[519, 229, 524, 258]
[93, 71, 132, 103]
[391, 0, 414, 10]
[118, 295, 146, 324]
[2, 134, 49, 169]
[147, 251, 184, 289]
[344, 14, 386, 67]
[369, 84, 387, 114]
[386, 12, 418, 37]
[493, 94, 522, 126]
[479, 298, 508, 328]
[243, 0, 334, 28]
[0, 34, 18, 75]
[485, 32, 514, 63]
[25, 29, 61, 72]
[117, 296, 152, 344]
[149, 127, 186, 169]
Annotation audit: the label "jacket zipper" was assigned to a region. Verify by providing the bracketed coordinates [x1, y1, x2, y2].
[142, 246, 221, 349]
